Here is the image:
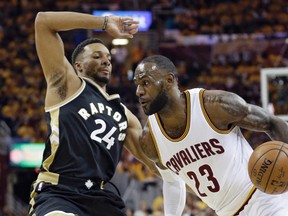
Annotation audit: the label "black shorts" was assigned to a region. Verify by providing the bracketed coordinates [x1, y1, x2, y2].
[29, 182, 126, 216]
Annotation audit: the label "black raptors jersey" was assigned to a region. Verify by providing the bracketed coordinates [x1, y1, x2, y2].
[39, 77, 128, 182]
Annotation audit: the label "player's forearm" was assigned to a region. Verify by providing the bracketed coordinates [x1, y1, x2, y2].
[156, 166, 186, 216]
[238, 105, 288, 143]
[124, 144, 161, 177]
[267, 116, 288, 143]
[35, 11, 105, 32]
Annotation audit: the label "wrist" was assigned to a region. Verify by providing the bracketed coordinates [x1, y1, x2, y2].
[102, 16, 108, 31]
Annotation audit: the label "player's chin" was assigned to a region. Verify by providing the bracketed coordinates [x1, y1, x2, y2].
[102, 74, 110, 80]
[141, 105, 148, 114]
[143, 109, 150, 115]
[143, 106, 153, 116]
[94, 75, 109, 84]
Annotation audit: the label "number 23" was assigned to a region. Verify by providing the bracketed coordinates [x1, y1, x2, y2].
[187, 164, 220, 197]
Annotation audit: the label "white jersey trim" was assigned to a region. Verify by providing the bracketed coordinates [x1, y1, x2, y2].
[44, 210, 77, 216]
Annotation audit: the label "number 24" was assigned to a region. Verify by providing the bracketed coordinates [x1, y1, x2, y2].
[90, 119, 117, 150]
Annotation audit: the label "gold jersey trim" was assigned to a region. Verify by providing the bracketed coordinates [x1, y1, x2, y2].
[42, 108, 60, 171]
[45, 78, 86, 112]
[82, 77, 120, 101]
[154, 91, 191, 142]
[45, 77, 121, 112]
[28, 180, 38, 215]
[199, 89, 234, 134]
[232, 186, 257, 216]
[28, 172, 60, 215]
[37, 171, 60, 185]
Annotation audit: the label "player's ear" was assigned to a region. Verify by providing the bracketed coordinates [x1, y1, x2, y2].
[74, 62, 83, 74]
[165, 72, 175, 88]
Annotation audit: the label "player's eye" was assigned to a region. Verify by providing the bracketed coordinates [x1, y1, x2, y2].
[143, 80, 149, 86]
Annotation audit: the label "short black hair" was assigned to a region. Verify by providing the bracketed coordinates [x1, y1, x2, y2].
[139, 55, 178, 78]
[71, 38, 105, 64]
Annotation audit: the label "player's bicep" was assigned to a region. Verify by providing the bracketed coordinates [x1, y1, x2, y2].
[207, 90, 273, 132]
[203, 90, 249, 130]
[35, 12, 69, 81]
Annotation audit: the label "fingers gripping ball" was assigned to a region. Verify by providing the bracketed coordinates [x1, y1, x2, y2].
[248, 141, 288, 195]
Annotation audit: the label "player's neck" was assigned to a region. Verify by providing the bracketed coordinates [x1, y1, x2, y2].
[157, 94, 187, 139]
[157, 91, 187, 126]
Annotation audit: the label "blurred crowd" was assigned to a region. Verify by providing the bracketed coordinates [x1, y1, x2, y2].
[151, 0, 288, 35]
[1, 0, 288, 215]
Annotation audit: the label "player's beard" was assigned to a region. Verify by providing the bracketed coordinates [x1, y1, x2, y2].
[145, 86, 168, 115]
[93, 74, 109, 84]
[86, 69, 110, 85]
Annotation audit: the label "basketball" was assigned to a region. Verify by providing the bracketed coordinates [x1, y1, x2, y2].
[248, 141, 288, 195]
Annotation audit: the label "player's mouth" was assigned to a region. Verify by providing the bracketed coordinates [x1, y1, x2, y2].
[139, 99, 149, 107]
[98, 68, 110, 74]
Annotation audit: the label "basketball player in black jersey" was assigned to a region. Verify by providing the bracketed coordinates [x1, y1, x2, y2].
[28, 11, 157, 216]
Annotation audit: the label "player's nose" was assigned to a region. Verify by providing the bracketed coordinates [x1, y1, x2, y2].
[136, 85, 144, 97]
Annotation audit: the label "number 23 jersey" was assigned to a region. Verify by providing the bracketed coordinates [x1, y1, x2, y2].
[148, 88, 255, 215]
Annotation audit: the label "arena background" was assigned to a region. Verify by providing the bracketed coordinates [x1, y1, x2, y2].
[0, 1, 288, 215]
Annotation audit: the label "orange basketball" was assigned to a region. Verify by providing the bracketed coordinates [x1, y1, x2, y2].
[248, 141, 288, 195]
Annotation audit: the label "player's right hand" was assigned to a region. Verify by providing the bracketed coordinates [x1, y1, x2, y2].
[105, 16, 139, 39]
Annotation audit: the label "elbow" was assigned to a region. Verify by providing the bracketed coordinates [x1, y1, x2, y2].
[35, 12, 46, 24]
[35, 12, 50, 29]
[35, 12, 44, 30]
[236, 94, 250, 117]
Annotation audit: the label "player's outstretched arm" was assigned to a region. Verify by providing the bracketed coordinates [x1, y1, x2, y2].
[35, 12, 138, 82]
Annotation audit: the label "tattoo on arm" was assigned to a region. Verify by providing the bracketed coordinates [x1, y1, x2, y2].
[204, 91, 288, 142]
[204, 92, 248, 117]
[237, 104, 271, 131]
[238, 105, 288, 142]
